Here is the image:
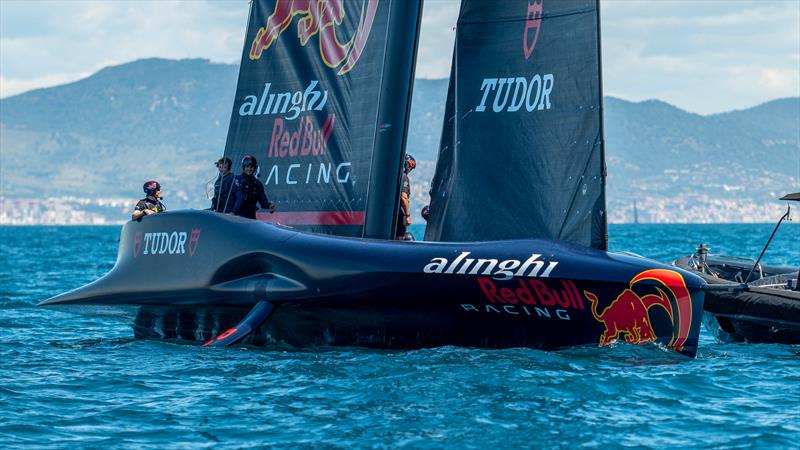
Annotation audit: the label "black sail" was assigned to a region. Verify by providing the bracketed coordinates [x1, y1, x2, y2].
[425, 0, 608, 249]
[223, 0, 422, 238]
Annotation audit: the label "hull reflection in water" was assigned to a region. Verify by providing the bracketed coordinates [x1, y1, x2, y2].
[41, 211, 706, 356]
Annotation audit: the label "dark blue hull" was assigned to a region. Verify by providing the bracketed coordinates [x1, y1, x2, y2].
[42, 211, 706, 356]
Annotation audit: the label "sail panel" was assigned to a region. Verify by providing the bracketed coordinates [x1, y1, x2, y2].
[425, 0, 607, 249]
[224, 0, 421, 237]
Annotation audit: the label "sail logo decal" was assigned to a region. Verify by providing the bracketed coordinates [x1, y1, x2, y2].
[263, 110, 350, 186]
[423, 252, 558, 281]
[523, 0, 543, 60]
[475, 76, 553, 113]
[249, 0, 380, 76]
[238, 81, 328, 120]
[188, 229, 202, 257]
[460, 278, 584, 322]
[236, 79, 350, 186]
[132, 230, 202, 257]
[584, 269, 694, 352]
[475, 0, 553, 114]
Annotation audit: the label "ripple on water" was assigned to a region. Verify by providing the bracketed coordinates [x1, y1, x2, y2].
[1, 225, 799, 447]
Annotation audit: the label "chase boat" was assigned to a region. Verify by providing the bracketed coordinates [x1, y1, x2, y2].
[673, 193, 799, 344]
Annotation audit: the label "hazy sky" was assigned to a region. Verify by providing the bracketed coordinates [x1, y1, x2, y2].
[1, 0, 798, 115]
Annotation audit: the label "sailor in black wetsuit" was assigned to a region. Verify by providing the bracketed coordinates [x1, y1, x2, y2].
[211, 157, 235, 213]
[132, 180, 166, 221]
[396, 154, 415, 240]
[232, 155, 275, 219]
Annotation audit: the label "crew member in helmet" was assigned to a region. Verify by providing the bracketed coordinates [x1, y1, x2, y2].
[396, 154, 416, 240]
[421, 188, 432, 223]
[421, 204, 430, 223]
[132, 180, 166, 221]
[232, 155, 275, 219]
[211, 157, 235, 213]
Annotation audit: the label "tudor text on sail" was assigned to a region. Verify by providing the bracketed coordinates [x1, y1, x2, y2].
[475, 74, 554, 113]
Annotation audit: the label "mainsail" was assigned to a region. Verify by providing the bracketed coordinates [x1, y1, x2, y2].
[223, 0, 422, 238]
[425, 0, 608, 249]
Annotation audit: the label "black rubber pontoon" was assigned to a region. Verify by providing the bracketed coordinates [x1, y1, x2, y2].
[673, 192, 800, 344]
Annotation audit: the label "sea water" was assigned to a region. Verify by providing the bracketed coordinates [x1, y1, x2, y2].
[1, 224, 798, 448]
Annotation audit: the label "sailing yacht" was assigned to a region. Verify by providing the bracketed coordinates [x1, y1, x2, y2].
[41, 0, 706, 356]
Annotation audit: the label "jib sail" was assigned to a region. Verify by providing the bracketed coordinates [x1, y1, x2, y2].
[425, 0, 608, 249]
[223, 0, 422, 238]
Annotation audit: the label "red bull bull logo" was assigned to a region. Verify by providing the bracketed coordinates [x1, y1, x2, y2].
[249, 0, 380, 75]
[584, 269, 694, 352]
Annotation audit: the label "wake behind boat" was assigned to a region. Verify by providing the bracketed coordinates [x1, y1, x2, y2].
[42, 0, 706, 356]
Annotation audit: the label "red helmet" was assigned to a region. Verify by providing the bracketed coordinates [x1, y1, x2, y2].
[242, 155, 258, 170]
[404, 154, 416, 171]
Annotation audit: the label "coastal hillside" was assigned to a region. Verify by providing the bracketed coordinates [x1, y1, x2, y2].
[1, 58, 797, 224]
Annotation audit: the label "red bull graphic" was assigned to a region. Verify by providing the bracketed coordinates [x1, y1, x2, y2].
[267, 114, 335, 159]
[584, 269, 694, 352]
[463, 277, 585, 322]
[225, 0, 421, 236]
[249, 0, 380, 75]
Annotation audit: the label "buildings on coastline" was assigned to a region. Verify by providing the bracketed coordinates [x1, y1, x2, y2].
[0, 190, 792, 226]
[0, 197, 130, 225]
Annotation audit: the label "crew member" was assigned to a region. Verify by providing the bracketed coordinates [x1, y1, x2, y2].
[211, 157, 234, 213]
[232, 155, 275, 219]
[132, 180, 166, 221]
[396, 154, 415, 239]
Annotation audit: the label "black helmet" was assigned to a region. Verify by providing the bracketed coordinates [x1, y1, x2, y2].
[404, 154, 416, 171]
[421, 204, 430, 222]
[216, 157, 232, 168]
[142, 180, 161, 196]
[242, 155, 258, 170]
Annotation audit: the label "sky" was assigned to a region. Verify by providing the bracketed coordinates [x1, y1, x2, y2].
[1, 0, 798, 115]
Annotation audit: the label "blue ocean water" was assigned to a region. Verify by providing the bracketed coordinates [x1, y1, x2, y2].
[1, 224, 798, 448]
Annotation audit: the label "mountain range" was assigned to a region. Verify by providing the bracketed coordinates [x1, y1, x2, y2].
[1, 58, 798, 224]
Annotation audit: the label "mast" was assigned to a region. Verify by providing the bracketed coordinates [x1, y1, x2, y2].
[363, 0, 424, 239]
[595, 0, 609, 249]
